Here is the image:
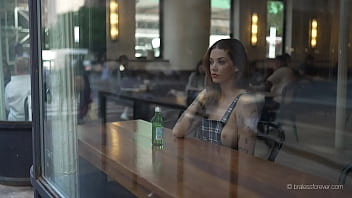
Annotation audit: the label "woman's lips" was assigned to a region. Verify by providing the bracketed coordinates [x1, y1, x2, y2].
[211, 74, 218, 78]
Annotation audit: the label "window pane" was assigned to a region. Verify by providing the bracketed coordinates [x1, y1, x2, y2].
[41, 0, 95, 196]
[0, 0, 31, 121]
[266, 0, 284, 58]
[35, 0, 352, 197]
[135, 0, 160, 58]
[210, 0, 231, 46]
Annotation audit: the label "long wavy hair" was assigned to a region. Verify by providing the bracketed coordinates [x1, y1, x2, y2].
[200, 39, 249, 107]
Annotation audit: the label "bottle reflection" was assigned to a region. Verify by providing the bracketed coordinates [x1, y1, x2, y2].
[152, 145, 164, 175]
[176, 140, 184, 198]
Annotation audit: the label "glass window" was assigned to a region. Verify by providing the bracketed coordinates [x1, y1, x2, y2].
[210, 0, 231, 46]
[40, 1, 98, 197]
[0, 0, 31, 121]
[266, 0, 284, 58]
[135, 0, 160, 58]
[33, 0, 352, 197]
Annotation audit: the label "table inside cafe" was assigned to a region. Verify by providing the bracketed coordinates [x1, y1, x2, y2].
[77, 120, 351, 198]
[98, 89, 187, 122]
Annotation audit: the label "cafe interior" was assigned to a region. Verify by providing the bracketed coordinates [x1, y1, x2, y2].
[0, 0, 352, 197]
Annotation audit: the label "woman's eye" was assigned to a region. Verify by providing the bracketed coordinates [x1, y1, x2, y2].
[218, 60, 226, 65]
[209, 60, 214, 65]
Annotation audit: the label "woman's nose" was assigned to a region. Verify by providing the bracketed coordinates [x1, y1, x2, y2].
[210, 63, 218, 71]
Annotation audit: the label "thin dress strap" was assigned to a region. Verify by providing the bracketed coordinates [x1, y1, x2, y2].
[220, 92, 246, 124]
[195, 92, 246, 145]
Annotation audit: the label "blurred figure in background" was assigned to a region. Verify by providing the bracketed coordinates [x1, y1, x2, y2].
[74, 59, 92, 123]
[116, 55, 132, 120]
[2, 60, 11, 87]
[185, 60, 205, 105]
[5, 57, 31, 121]
[14, 43, 29, 59]
[248, 60, 266, 91]
[100, 55, 110, 81]
[116, 54, 131, 89]
[298, 54, 317, 80]
[266, 54, 295, 103]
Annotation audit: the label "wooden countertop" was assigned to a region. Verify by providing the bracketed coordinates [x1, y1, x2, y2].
[78, 120, 351, 198]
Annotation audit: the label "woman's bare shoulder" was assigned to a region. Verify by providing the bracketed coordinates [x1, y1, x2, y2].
[235, 93, 260, 118]
[238, 92, 257, 106]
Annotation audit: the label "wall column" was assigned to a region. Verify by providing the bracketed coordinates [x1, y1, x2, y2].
[335, 0, 352, 149]
[233, 0, 266, 61]
[106, 0, 136, 60]
[284, 0, 293, 54]
[163, 0, 210, 70]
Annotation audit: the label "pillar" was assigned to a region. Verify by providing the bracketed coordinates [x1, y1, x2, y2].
[106, 0, 136, 60]
[284, 0, 293, 54]
[335, 0, 352, 149]
[163, 0, 210, 70]
[233, 0, 266, 61]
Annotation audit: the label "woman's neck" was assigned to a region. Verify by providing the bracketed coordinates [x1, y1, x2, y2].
[220, 83, 241, 99]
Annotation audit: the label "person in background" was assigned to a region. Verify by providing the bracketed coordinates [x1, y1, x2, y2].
[248, 60, 266, 91]
[172, 39, 259, 155]
[116, 54, 131, 89]
[116, 55, 132, 120]
[14, 43, 29, 59]
[74, 59, 92, 123]
[2, 60, 11, 87]
[265, 54, 295, 103]
[185, 60, 205, 105]
[5, 57, 31, 121]
[298, 54, 317, 80]
[100, 56, 110, 81]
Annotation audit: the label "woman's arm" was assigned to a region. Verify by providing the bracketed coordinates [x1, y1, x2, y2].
[172, 90, 205, 137]
[235, 95, 260, 155]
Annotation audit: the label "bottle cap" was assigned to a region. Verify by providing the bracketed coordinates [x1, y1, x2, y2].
[155, 106, 160, 112]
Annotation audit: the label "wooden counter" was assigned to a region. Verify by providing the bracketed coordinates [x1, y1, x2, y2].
[78, 120, 351, 198]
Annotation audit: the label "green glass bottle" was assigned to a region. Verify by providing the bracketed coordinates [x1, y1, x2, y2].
[151, 106, 164, 146]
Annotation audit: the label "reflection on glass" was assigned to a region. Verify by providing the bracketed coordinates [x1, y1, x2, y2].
[135, 0, 160, 58]
[34, 0, 352, 197]
[210, 0, 231, 46]
[266, 0, 284, 58]
[0, 1, 30, 121]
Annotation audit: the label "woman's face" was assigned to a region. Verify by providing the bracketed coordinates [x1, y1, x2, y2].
[209, 48, 237, 85]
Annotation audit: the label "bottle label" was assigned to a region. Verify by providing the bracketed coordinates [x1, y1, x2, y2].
[155, 127, 163, 140]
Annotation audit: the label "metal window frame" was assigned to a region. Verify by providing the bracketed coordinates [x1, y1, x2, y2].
[29, 0, 59, 197]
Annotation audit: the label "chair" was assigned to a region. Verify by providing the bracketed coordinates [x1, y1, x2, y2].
[24, 95, 32, 121]
[259, 96, 280, 123]
[279, 83, 299, 142]
[338, 163, 352, 185]
[162, 108, 184, 129]
[257, 121, 285, 162]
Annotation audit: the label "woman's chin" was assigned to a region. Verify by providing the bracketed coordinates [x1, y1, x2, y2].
[211, 78, 217, 82]
[212, 79, 221, 84]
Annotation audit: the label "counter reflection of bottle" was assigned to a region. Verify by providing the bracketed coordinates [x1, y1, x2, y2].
[152, 106, 164, 146]
[152, 146, 163, 174]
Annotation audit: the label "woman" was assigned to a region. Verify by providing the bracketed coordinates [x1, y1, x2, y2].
[172, 39, 259, 155]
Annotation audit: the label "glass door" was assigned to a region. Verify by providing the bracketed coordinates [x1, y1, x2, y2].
[40, 1, 83, 197]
